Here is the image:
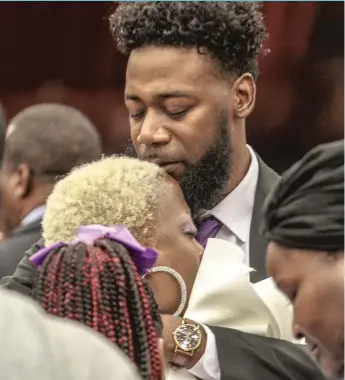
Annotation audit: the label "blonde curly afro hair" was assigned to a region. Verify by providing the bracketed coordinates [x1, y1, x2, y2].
[42, 156, 168, 246]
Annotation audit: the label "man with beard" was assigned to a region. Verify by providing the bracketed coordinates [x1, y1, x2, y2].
[117, 2, 277, 284]
[108, 3, 325, 380]
[1, 3, 326, 380]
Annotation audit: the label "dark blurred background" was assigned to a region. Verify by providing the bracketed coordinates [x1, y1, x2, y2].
[0, 2, 343, 173]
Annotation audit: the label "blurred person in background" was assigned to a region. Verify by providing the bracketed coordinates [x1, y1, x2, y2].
[262, 140, 344, 380]
[0, 103, 102, 279]
[0, 288, 141, 380]
[109, 3, 326, 380]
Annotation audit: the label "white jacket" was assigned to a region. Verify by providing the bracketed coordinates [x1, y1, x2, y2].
[0, 289, 141, 380]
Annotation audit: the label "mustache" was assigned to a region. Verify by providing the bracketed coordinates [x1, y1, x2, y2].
[123, 140, 137, 158]
[123, 140, 183, 163]
[141, 154, 185, 165]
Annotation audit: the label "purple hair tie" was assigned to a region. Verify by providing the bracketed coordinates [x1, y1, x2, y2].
[30, 224, 158, 275]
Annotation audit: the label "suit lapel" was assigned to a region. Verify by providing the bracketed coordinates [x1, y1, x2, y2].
[250, 155, 280, 283]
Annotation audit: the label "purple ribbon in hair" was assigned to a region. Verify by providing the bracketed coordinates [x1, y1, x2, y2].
[30, 224, 158, 275]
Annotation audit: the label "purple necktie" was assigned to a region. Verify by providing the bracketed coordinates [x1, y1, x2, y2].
[196, 217, 222, 248]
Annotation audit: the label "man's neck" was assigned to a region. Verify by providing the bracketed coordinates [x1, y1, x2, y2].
[21, 204, 46, 226]
[227, 146, 251, 194]
[18, 196, 47, 227]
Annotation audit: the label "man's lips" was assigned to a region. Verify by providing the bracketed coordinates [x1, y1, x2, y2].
[145, 159, 185, 178]
[159, 161, 181, 169]
[159, 162, 185, 177]
[145, 157, 181, 166]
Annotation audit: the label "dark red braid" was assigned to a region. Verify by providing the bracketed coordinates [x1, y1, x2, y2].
[32, 239, 163, 380]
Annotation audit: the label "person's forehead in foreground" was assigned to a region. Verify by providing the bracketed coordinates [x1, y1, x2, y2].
[110, 2, 268, 216]
[262, 140, 344, 379]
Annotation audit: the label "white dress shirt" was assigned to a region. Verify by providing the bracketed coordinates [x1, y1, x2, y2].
[208, 145, 259, 265]
[21, 205, 46, 227]
[188, 146, 259, 380]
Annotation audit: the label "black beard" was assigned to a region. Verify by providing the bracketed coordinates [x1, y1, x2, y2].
[123, 115, 231, 218]
[179, 115, 231, 217]
[123, 142, 137, 158]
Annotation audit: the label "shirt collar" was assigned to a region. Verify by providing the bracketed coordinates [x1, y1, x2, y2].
[21, 205, 46, 227]
[210, 145, 259, 243]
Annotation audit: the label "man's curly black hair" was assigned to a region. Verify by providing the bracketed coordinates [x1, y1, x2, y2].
[110, 2, 268, 79]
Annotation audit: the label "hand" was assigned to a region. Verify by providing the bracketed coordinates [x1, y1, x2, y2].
[161, 314, 207, 369]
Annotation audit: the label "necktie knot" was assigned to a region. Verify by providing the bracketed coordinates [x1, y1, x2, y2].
[196, 216, 222, 247]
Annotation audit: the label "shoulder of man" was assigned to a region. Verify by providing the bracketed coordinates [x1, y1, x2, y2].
[0, 223, 42, 279]
[0, 238, 44, 296]
[256, 154, 280, 196]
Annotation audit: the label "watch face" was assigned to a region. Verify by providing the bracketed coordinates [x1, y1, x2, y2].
[174, 323, 201, 351]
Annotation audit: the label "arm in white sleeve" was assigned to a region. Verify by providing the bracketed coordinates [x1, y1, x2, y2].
[188, 325, 221, 380]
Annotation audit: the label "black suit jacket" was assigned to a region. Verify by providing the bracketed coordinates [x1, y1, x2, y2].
[0, 219, 42, 280]
[0, 155, 325, 380]
[250, 155, 280, 283]
[207, 155, 326, 380]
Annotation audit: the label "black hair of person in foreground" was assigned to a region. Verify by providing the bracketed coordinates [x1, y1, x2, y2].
[262, 140, 344, 380]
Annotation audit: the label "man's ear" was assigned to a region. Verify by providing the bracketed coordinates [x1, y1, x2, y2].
[12, 163, 31, 199]
[232, 73, 256, 119]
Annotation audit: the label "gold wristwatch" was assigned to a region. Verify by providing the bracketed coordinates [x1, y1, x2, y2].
[171, 319, 202, 371]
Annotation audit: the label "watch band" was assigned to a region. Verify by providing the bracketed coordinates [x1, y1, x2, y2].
[171, 347, 193, 371]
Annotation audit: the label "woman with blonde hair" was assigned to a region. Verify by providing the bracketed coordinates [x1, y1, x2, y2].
[38, 156, 202, 317]
[28, 156, 202, 380]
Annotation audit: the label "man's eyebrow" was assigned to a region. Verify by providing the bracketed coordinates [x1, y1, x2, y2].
[158, 91, 191, 99]
[124, 91, 192, 101]
[124, 94, 140, 101]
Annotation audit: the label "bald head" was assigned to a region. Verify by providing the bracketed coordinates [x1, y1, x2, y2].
[0, 103, 102, 234]
[4, 103, 102, 175]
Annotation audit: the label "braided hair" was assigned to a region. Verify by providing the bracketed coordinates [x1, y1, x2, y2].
[32, 238, 163, 380]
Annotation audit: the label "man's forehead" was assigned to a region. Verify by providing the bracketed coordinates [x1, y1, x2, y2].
[126, 46, 216, 84]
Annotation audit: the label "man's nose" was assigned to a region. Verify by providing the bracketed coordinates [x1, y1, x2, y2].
[138, 111, 171, 146]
